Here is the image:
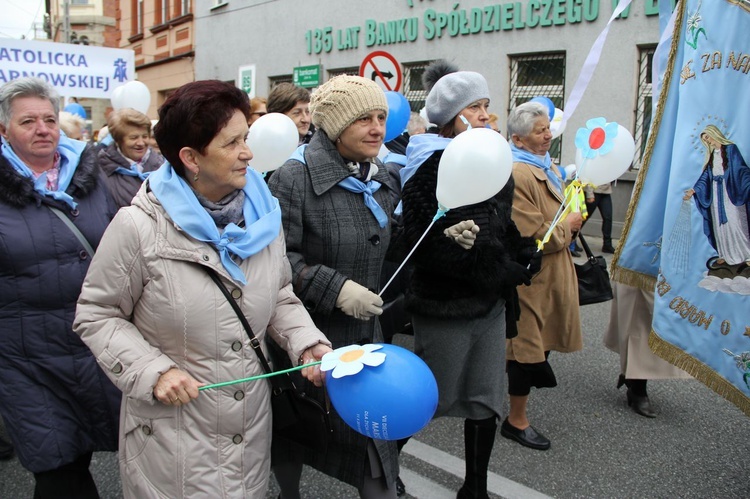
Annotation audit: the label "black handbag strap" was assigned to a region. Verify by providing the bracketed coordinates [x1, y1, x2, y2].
[577, 233, 596, 260]
[205, 267, 289, 394]
[48, 205, 96, 256]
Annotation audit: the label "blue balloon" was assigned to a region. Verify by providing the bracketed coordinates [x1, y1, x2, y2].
[384, 91, 410, 143]
[64, 103, 87, 119]
[325, 344, 438, 440]
[529, 96, 555, 121]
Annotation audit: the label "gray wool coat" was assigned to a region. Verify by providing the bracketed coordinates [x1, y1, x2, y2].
[267, 130, 400, 490]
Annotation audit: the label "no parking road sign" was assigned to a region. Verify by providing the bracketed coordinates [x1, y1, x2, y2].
[359, 51, 402, 93]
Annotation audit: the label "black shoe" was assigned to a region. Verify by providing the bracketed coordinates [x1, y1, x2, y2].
[571, 250, 582, 257]
[396, 476, 406, 497]
[602, 245, 615, 253]
[0, 436, 13, 460]
[500, 418, 550, 450]
[626, 389, 657, 418]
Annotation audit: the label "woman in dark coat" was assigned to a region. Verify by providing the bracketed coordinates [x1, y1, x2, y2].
[0, 77, 120, 498]
[268, 75, 405, 499]
[98, 107, 164, 208]
[398, 61, 540, 499]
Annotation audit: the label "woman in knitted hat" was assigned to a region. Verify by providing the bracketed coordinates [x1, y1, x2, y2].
[397, 61, 540, 499]
[267, 74, 401, 498]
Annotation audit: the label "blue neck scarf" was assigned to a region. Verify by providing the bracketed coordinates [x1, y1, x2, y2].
[114, 148, 152, 181]
[510, 143, 562, 195]
[338, 176, 388, 228]
[395, 134, 453, 215]
[148, 162, 281, 285]
[291, 144, 388, 228]
[115, 166, 151, 181]
[1, 134, 86, 209]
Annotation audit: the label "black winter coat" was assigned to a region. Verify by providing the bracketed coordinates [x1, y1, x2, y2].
[399, 150, 536, 332]
[0, 145, 120, 473]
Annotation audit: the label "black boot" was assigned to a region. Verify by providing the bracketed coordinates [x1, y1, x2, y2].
[618, 375, 656, 418]
[0, 435, 13, 460]
[457, 417, 496, 499]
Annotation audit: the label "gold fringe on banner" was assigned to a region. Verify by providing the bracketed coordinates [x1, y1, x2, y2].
[609, 267, 656, 291]
[610, 0, 688, 291]
[649, 331, 750, 418]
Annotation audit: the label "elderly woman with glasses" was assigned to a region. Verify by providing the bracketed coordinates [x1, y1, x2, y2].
[267, 82, 313, 145]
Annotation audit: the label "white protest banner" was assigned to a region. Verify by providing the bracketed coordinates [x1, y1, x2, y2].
[0, 39, 135, 99]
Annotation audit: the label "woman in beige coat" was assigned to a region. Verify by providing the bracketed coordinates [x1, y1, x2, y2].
[505, 101, 583, 451]
[74, 80, 331, 498]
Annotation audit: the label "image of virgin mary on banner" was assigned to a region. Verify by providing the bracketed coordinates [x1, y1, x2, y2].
[611, 0, 750, 417]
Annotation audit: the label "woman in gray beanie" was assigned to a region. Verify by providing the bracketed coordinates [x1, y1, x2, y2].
[396, 61, 540, 499]
[267, 75, 401, 499]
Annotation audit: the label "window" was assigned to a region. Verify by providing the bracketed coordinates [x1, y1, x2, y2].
[71, 0, 89, 4]
[633, 45, 656, 170]
[509, 53, 566, 162]
[327, 67, 359, 79]
[180, 0, 191, 16]
[136, 0, 144, 33]
[156, 0, 168, 24]
[403, 61, 434, 113]
[269, 75, 294, 89]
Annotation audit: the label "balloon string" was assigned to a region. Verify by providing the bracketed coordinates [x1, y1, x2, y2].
[199, 361, 322, 391]
[379, 211, 442, 297]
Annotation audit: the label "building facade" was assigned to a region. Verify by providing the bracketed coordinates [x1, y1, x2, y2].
[116, 0, 195, 117]
[195, 0, 673, 239]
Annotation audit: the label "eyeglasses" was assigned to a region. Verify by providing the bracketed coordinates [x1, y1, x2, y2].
[251, 112, 266, 117]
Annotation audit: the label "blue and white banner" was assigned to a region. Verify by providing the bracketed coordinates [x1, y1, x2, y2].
[612, 0, 750, 416]
[0, 39, 134, 98]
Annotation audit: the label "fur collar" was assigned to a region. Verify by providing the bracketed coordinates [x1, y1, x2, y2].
[0, 144, 100, 208]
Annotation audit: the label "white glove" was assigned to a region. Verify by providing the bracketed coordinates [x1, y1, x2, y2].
[444, 220, 480, 250]
[335, 280, 384, 320]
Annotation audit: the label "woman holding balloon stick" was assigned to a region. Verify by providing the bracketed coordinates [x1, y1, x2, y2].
[504, 100, 583, 451]
[397, 61, 540, 499]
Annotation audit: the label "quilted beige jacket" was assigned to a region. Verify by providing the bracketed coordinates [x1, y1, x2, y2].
[74, 183, 329, 499]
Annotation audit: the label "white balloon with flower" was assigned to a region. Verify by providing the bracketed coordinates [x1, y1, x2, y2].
[536, 117, 636, 251]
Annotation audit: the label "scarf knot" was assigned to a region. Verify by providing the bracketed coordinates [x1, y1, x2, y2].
[510, 143, 562, 195]
[337, 175, 388, 228]
[148, 162, 281, 285]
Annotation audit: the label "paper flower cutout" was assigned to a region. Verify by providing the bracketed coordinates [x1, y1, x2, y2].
[575, 118, 619, 159]
[320, 344, 386, 379]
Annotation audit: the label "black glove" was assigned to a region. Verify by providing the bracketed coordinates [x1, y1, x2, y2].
[505, 261, 533, 287]
[527, 249, 543, 275]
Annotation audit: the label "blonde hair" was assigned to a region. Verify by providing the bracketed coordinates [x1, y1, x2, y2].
[58, 111, 85, 139]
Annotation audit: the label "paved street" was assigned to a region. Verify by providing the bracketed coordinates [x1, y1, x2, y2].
[2, 236, 748, 498]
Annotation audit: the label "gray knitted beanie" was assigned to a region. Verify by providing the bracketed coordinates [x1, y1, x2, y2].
[310, 75, 388, 140]
[423, 60, 490, 127]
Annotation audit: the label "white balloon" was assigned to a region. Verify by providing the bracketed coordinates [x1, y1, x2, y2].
[575, 124, 636, 186]
[436, 128, 513, 210]
[110, 85, 125, 110]
[247, 113, 299, 173]
[119, 81, 151, 114]
[550, 108, 566, 139]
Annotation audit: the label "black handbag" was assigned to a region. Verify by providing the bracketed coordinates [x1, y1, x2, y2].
[575, 234, 614, 306]
[205, 268, 332, 452]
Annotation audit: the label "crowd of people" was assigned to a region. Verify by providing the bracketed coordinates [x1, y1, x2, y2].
[0, 68, 671, 499]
